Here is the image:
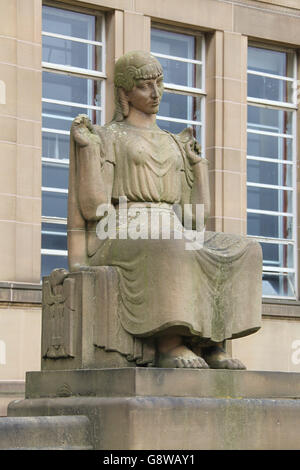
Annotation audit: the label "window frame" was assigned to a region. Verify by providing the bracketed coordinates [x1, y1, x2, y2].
[151, 24, 206, 155]
[246, 41, 298, 300]
[41, 3, 106, 274]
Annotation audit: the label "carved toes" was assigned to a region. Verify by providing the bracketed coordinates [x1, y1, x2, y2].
[197, 357, 209, 369]
[159, 354, 209, 369]
[208, 358, 246, 370]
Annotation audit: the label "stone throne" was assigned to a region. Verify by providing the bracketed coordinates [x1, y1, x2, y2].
[41, 267, 156, 371]
[41, 128, 157, 371]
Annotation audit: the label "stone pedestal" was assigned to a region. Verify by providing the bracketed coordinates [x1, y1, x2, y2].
[7, 368, 300, 450]
[0, 416, 92, 450]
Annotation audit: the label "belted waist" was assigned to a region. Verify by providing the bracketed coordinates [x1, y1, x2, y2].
[114, 201, 175, 210]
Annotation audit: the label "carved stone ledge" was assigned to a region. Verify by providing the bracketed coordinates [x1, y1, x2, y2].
[0, 282, 42, 305]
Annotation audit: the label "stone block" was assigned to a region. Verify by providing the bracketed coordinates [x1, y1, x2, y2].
[0, 221, 16, 280]
[0, 194, 16, 221]
[16, 119, 41, 148]
[8, 368, 300, 450]
[15, 223, 41, 283]
[0, 63, 17, 116]
[123, 11, 150, 53]
[0, 143, 17, 195]
[135, 0, 233, 32]
[0, 381, 25, 417]
[16, 0, 41, 44]
[233, 4, 300, 45]
[16, 68, 41, 121]
[24, 368, 300, 400]
[0, 0, 16, 38]
[0, 115, 17, 143]
[16, 146, 41, 198]
[41, 269, 153, 370]
[0, 415, 92, 450]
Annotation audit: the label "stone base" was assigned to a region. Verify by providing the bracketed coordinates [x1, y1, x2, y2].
[0, 415, 92, 450]
[7, 368, 300, 450]
[0, 381, 25, 417]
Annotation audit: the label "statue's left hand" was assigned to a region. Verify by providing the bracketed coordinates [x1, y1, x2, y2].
[71, 114, 101, 148]
[185, 139, 203, 166]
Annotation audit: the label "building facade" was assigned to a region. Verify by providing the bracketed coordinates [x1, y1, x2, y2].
[1, 0, 300, 413]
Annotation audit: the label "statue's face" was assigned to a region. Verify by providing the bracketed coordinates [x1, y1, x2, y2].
[125, 75, 164, 115]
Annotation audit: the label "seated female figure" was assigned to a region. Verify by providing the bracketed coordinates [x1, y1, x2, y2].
[69, 51, 262, 369]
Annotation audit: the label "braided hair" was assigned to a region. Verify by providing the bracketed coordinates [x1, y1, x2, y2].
[112, 51, 163, 122]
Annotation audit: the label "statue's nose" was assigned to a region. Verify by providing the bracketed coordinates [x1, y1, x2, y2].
[151, 84, 159, 99]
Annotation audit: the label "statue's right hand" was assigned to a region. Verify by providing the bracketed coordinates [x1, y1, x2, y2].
[71, 114, 100, 148]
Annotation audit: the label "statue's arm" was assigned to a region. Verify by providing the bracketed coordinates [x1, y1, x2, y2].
[189, 158, 211, 223]
[71, 116, 114, 221]
[77, 146, 113, 221]
[179, 129, 211, 229]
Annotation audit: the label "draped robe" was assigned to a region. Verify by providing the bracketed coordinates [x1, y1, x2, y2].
[69, 120, 262, 345]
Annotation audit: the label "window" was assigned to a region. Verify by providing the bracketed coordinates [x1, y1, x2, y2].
[41, 5, 105, 277]
[151, 28, 205, 150]
[247, 45, 297, 299]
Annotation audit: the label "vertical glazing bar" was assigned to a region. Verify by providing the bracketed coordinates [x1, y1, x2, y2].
[292, 52, 298, 298]
[201, 34, 206, 158]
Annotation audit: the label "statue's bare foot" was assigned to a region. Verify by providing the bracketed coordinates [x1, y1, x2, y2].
[157, 344, 209, 369]
[202, 345, 246, 370]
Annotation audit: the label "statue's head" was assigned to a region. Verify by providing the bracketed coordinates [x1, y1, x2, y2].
[113, 50, 164, 121]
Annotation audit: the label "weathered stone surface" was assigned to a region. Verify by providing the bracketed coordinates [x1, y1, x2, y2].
[8, 395, 300, 450]
[0, 381, 25, 417]
[41, 269, 154, 370]
[7, 368, 300, 450]
[0, 415, 92, 450]
[25, 368, 300, 400]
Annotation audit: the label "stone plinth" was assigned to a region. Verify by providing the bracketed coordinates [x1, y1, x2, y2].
[0, 415, 92, 450]
[8, 368, 300, 450]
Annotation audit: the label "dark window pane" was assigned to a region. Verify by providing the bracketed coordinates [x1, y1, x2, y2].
[151, 29, 202, 89]
[248, 46, 292, 77]
[247, 187, 292, 213]
[43, 5, 97, 41]
[42, 36, 100, 71]
[41, 254, 68, 278]
[248, 105, 292, 135]
[152, 28, 196, 60]
[43, 72, 101, 108]
[247, 74, 293, 103]
[260, 242, 293, 269]
[247, 160, 292, 187]
[157, 119, 201, 143]
[157, 56, 201, 89]
[42, 163, 69, 190]
[247, 213, 293, 239]
[42, 223, 67, 251]
[42, 132, 69, 160]
[42, 102, 100, 131]
[42, 191, 68, 218]
[262, 273, 295, 297]
[247, 133, 292, 161]
[159, 92, 201, 122]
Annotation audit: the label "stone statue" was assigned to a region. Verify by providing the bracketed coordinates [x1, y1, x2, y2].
[67, 50, 262, 370]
